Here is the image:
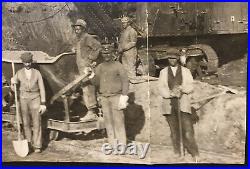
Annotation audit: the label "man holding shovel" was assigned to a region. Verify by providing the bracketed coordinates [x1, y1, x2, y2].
[11, 52, 46, 154]
[158, 48, 199, 161]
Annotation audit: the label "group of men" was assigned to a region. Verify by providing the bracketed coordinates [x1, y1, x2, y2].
[71, 16, 138, 123]
[11, 16, 199, 161]
[11, 16, 136, 153]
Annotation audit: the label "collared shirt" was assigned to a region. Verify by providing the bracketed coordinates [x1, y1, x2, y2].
[170, 66, 178, 77]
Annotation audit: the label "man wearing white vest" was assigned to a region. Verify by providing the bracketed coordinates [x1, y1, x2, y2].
[11, 52, 46, 153]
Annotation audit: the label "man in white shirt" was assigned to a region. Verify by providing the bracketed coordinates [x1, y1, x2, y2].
[158, 48, 199, 162]
[11, 52, 46, 153]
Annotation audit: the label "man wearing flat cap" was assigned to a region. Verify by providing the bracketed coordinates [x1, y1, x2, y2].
[71, 19, 102, 122]
[89, 43, 129, 144]
[11, 52, 46, 153]
[158, 48, 199, 161]
[118, 16, 138, 79]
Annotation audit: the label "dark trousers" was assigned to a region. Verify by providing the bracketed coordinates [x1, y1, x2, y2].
[165, 111, 199, 157]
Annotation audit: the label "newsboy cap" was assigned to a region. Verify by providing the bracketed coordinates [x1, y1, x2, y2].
[72, 19, 87, 28]
[20, 52, 33, 63]
[166, 48, 180, 59]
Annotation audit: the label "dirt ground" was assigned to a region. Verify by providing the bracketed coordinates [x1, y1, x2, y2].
[2, 130, 244, 164]
[2, 130, 150, 164]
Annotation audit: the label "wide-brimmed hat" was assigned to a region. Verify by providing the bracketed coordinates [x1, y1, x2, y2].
[166, 48, 180, 59]
[101, 44, 114, 54]
[72, 19, 87, 28]
[20, 52, 33, 63]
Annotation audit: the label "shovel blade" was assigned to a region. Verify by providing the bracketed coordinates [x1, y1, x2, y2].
[12, 139, 29, 157]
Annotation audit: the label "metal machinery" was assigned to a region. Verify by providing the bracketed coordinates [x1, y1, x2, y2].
[73, 2, 248, 78]
[137, 2, 248, 77]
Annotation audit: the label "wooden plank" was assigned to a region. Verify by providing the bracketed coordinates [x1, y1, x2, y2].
[50, 72, 91, 104]
[47, 119, 100, 133]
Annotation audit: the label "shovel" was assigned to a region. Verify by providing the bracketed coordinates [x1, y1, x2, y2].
[11, 62, 29, 157]
[176, 98, 185, 157]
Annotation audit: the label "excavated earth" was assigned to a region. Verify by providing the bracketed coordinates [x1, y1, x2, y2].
[2, 2, 247, 164]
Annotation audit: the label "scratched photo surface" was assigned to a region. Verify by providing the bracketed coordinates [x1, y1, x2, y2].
[2, 2, 247, 164]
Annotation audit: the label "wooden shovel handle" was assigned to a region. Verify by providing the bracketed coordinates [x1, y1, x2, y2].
[12, 62, 22, 140]
[177, 98, 184, 156]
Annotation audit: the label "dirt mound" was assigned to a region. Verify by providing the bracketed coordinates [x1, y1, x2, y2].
[196, 93, 246, 156]
[218, 54, 247, 88]
[128, 80, 246, 156]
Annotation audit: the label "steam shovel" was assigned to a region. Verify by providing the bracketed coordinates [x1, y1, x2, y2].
[11, 62, 29, 157]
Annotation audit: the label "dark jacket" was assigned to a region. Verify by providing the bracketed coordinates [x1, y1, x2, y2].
[92, 61, 129, 97]
[73, 33, 102, 74]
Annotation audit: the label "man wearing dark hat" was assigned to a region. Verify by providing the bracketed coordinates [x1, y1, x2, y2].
[89, 44, 129, 144]
[158, 48, 199, 161]
[11, 52, 46, 153]
[71, 19, 102, 122]
[118, 16, 138, 79]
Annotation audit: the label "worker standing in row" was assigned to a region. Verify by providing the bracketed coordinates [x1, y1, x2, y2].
[118, 16, 138, 80]
[11, 52, 47, 153]
[71, 19, 102, 122]
[87, 43, 129, 144]
[158, 48, 199, 162]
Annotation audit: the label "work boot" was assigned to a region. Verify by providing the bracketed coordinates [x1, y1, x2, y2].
[80, 110, 98, 122]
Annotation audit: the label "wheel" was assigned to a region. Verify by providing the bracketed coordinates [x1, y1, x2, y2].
[49, 130, 60, 141]
[188, 44, 219, 73]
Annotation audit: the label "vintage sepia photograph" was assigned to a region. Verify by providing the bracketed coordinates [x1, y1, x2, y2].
[2, 2, 247, 164]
